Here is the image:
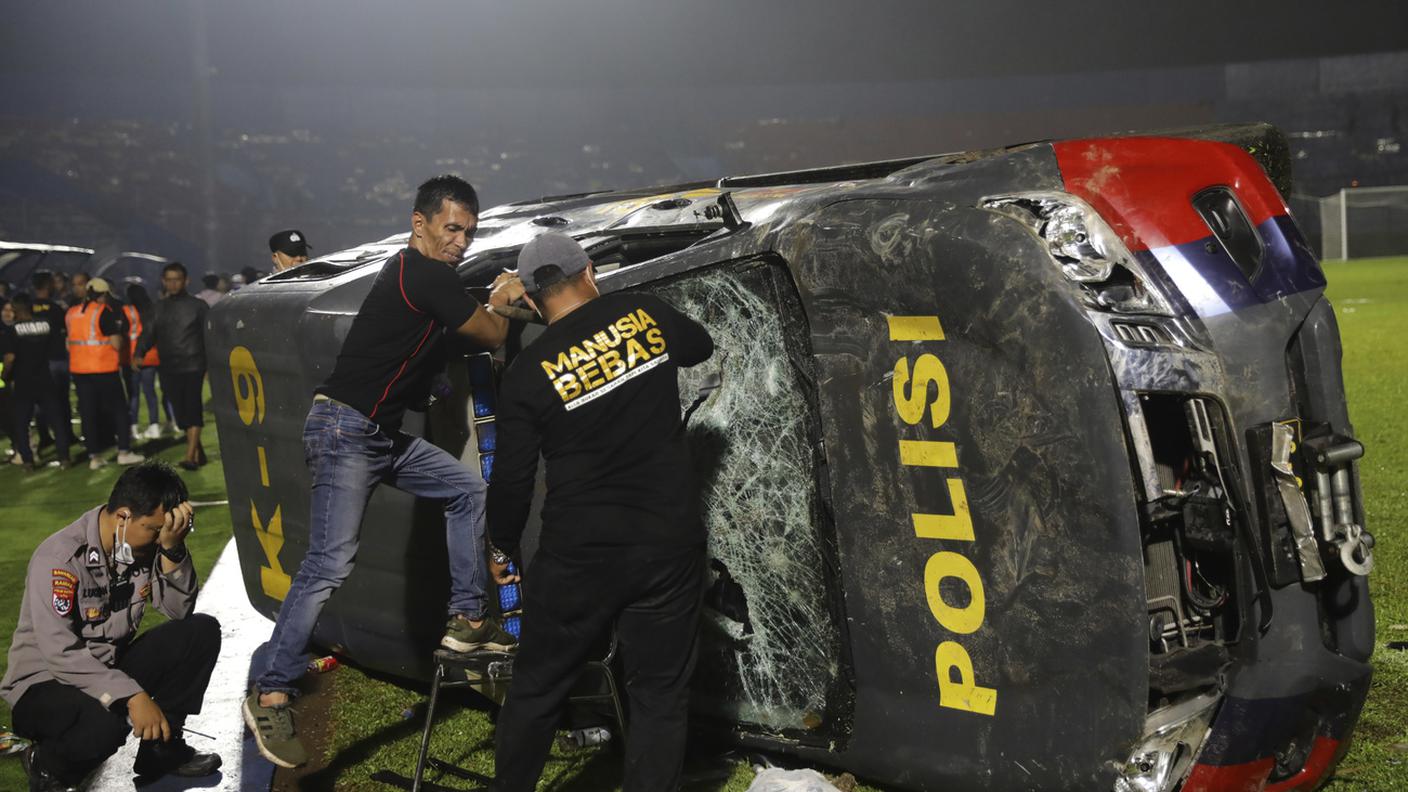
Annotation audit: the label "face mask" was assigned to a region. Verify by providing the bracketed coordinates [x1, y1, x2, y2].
[114, 514, 135, 566]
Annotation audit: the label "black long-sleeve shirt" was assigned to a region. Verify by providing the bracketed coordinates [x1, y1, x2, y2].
[136, 291, 208, 373]
[487, 292, 714, 555]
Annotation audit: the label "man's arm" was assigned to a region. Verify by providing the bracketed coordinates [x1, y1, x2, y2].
[664, 302, 714, 368]
[152, 500, 199, 619]
[24, 552, 144, 706]
[454, 272, 525, 349]
[98, 306, 124, 354]
[485, 377, 542, 558]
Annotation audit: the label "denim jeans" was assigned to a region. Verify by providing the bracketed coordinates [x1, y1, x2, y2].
[255, 399, 489, 695]
[128, 367, 161, 425]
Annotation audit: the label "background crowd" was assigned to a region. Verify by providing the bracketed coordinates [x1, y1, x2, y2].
[0, 263, 222, 473]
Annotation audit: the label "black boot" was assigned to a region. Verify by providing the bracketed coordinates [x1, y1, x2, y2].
[22, 745, 82, 792]
[133, 737, 223, 778]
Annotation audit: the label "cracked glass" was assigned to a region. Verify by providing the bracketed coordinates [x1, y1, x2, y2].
[646, 258, 846, 734]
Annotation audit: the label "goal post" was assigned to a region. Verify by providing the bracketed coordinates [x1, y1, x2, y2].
[1318, 186, 1408, 261]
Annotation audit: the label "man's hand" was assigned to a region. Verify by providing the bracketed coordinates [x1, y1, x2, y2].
[490, 554, 519, 585]
[487, 271, 525, 308]
[128, 691, 171, 742]
[456, 272, 523, 348]
[159, 500, 194, 550]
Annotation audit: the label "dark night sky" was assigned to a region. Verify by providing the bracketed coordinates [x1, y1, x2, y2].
[2, 1, 1406, 270]
[5, 1, 1407, 111]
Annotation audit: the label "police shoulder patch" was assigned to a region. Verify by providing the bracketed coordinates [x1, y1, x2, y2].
[52, 591, 73, 617]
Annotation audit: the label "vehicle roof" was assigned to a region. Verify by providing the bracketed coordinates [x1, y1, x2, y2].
[0, 241, 95, 254]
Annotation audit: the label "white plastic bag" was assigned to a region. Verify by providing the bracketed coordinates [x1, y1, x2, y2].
[745, 766, 843, 792]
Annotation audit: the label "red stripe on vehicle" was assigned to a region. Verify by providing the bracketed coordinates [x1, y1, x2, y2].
[1181, 757, 1275, 792]
[368, 320, 435, 419]
[1265, 736, 1342, 792]
[398, 252, 422, 313]
[1053, 137, 1290, 253]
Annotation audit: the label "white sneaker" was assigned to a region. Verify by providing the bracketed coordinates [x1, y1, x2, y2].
[130, 424, 140, 440]
[89, 456, 108, 470]
[168, 422, 181, 438]
[144, 423, 162, 440]
[116, 451, 145, 465]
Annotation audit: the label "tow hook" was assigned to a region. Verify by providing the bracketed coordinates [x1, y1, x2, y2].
[1304, 435, 1374, 576]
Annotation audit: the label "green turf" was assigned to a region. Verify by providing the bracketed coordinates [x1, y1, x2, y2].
[1320, 257, 1408, 790]
[0, 393, 233, 790]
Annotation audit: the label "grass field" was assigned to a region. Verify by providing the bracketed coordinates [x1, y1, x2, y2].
[1319, 257, 1408, 790]
[1, 257, 1405, 790]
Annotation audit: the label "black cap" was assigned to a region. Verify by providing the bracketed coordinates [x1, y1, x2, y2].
[268, 229, 311, 256]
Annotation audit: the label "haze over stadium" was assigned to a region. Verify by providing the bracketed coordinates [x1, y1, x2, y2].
[1, 1, 1406, 275]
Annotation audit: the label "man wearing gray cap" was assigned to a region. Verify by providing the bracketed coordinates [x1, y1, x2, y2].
[268, 229, 311, 273]
[487, 231, 714, 792]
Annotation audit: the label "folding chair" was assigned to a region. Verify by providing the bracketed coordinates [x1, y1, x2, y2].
[410, 630, 627, 792]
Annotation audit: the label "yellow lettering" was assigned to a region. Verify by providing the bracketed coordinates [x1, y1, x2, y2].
[626, 338, 651, 366]
[615, 316, 639, 339]
[257, 447, 270, 488]
[899, 440, 957, 468]
[912, 479, 973, 541]
[598, 350, 626, 380]
[578, 359, 605, 390]
[553, 373, 582, 401]
[935, 641, 997, 716]
[923, 551, 984, 634]
[251, 501, 291, 601]
[893, 354, 951, 429]
[229, 345, 266, 426]
[583, 335, 610, 356]
[569, 345, 595, 367]
[635, 308, 657, 329]
[646, 327, 666, 355]
[888, 315, 945, 342]
[541, 352, 572, 378]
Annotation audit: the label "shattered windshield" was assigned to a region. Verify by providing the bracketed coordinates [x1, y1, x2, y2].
[645, 258, 848, 736]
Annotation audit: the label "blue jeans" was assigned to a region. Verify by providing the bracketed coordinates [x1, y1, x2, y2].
[255, 399, 489, 695]
[128, 367, 160, 425]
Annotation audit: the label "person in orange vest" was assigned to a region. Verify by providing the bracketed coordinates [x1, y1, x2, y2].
[66, 278, 145, 470]
[123, 284, 168, 442]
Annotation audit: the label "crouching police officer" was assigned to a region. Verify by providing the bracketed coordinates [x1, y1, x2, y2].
[1, 461, 221, 791]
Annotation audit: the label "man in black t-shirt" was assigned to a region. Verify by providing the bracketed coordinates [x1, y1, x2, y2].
[2, 295, 73, 469]
[487, 232, 714, 792]
[244, 175, 524, 769]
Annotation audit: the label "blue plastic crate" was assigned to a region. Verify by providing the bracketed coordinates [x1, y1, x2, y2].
[471, 390, 497, 419]
[476, 421, 497, 454]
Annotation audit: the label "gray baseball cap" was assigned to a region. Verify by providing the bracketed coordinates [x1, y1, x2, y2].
[516, 232, 590, 293]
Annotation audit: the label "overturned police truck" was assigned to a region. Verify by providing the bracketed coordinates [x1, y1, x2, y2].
[208, 123, 1375, 792]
